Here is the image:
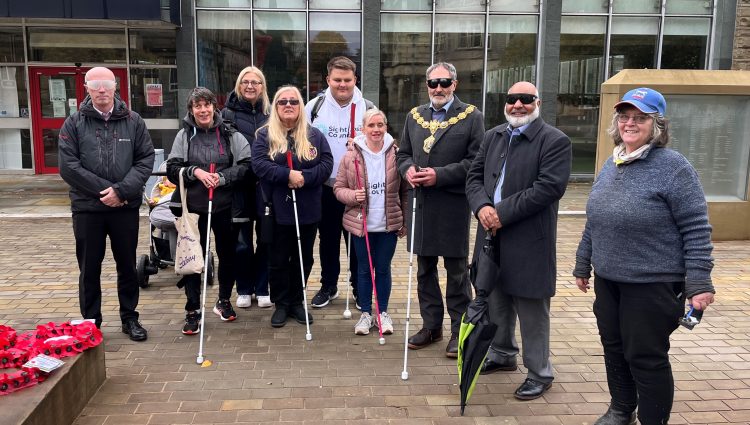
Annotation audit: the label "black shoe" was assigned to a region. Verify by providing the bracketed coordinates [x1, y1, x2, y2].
[213, 299, 237, 322]
[594, 407, 637, 425]
[407, 328, 443, 349]
[271, 307, 288, 328]
[513, 378, 552, 400]
[311, 287, 339, 308]
[445, 332, 458, 358]
[288, 304, 314, 325]
[122, 319, 148, 341]
[480, 356, 518, 375]
[182, 311, 200, 335]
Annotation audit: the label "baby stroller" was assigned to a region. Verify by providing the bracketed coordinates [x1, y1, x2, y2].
[136, 163, 214, 288]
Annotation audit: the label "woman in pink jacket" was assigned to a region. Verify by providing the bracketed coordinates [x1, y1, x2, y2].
[334, 109, 406, 336]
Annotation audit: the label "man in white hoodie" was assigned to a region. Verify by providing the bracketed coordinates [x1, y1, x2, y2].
[306, 56, 375, 309]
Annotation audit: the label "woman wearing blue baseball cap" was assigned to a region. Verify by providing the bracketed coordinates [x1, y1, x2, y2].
[573, 88, 715, 425]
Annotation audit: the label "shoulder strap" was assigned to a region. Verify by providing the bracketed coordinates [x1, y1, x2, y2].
[310, 95, 325, 123]
[364, 99, 375, 110]
[221, 108, 235, 124]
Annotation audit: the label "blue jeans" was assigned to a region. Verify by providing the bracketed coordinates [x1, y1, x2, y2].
[233, 221, 269, 297]
[352, 231, 397, 314]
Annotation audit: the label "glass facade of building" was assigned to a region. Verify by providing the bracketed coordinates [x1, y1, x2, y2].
[0, 0, 731, 173]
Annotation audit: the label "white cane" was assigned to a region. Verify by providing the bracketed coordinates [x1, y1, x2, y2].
[197, 163, 216, 365]
[401, 188, 418, 380]
[343, 231, 353, 319]
[287, 151, 313, 341]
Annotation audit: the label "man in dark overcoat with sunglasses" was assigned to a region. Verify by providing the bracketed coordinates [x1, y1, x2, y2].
[466, 81, 571, 400]
[397, 62, 485, 358]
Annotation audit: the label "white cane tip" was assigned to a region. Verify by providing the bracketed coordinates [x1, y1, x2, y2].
[306, 333, 312, 341]
[401, 371, 409, 380]
[343, 310, 352, 319]
[379, 337, 385, 345]
[196, 356, 203, 364]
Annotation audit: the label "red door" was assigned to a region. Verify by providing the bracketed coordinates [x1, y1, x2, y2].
[29, 67, 128, 174]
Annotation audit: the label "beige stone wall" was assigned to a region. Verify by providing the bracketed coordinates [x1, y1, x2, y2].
[734, 0, 750, 70]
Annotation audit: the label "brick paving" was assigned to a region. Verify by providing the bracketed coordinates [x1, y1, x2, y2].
[0, 176, 748, 424]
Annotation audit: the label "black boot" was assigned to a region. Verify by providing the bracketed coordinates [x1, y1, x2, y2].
[594, 407, 637, 425]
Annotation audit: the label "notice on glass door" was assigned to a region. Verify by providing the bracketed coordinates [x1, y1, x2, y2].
[49, 79, 66, 102]
[146, 83, 163, 107]
[52, 100, 66, 118]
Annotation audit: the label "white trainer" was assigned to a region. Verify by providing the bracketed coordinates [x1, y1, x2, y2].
[236, 295, 252, 308]
[256, 295, 273, 308]
[354, 312, 374, 335]
[380, 312, 394, 335]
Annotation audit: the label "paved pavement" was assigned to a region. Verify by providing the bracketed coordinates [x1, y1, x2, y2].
[0, 175, 748, 424]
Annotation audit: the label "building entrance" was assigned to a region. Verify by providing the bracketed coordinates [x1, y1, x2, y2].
[29, 67, 128, 174]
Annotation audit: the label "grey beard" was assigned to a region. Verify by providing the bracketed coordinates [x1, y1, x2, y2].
[504, 107, 540, 128]
[430, 94, 454, 110]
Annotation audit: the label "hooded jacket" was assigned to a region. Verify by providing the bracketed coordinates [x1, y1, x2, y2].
[334, 134, 406, 237]
[305, 86, 371, 184]
[59, 94, 155, 213]
[166, 111, 251, 215]
[221, 91, 269, 222]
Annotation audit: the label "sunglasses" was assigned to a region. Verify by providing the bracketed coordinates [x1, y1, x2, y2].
[505, 94, 538, 105]
[616, 113, 651, 124]
[276, 99, 300, 106]
[85, 80, 116, 90]
[426, 78, 454, 89]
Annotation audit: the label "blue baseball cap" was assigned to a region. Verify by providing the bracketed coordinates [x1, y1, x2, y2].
[614, 87, 666, 116]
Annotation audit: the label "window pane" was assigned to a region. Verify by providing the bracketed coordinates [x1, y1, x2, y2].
[613, 0, 661, 14]
[310, 0, 361, 9]
[0, 129, 31, 170]
[434, 14, 485, 111]
[129, 68, 178, 119]
[380, 13, 432, 138]
[0, 28, 24, 63]
[562, 0, 607, 13]
[436, 0, 483, 12]
[485, 15, 537, 128]
[608, 17, 658, 78]
[490, 0, 539, 12]
[309, 12, 361, 98]
[196, 10, 252, 102]
[151, 129, 180, 154]
[0, 66, 28, 117]
[196, 0, 251, 6]
[381, 0, 431, 10]
[666, 0, 713, 15]
[129, 29, 176, 65]
[254, 11, 307, 98]
[661, 17, 710, 69]
[667, 95, 750, 200]
[254, 0, 306, 7]
[28, 28, 126, 63]
[558, 16, 606, 174]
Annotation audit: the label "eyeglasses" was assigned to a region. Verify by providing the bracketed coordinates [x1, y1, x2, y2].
[617, 113, 651, 124]
[240, 80, 262, 87]
[426, 78, 454, 89]
[505, 94, 538, 105]
[85, 80, 116, 90]
[276, 99, 300, 106]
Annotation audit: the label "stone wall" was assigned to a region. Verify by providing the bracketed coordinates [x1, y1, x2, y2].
[734, 0, 750, 69]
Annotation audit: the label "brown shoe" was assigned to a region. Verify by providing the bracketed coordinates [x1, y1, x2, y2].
[408, 328, 442, 349]
[445, 332, 458, 358]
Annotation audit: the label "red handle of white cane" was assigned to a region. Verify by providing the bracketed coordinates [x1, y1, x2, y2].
[286, 150, 293, 170]
[349, 103, 356, 139]
[208, 163, 216, 200]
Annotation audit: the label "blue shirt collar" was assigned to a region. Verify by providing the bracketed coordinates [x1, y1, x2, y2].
[507, 122, 531, 136]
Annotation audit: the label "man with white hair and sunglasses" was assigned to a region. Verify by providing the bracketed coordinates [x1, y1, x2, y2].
[59, 66, 154, 341]
[466, 81, 571, 400]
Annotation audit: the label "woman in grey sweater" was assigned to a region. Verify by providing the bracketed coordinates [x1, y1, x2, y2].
[573, 88, 715, 425]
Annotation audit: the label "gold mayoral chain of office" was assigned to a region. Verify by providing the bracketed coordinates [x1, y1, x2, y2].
[410, 105, 476, 153]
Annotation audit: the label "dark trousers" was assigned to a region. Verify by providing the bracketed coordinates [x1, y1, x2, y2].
[73, 209, 140, 326]
[183, 209, 235, 311]
[233, 220, 269, 297]
[594, 275, 684, 425]
[269, 222, 317, 308]
[318, 185, 357, 292]
[416, 255, 471, 334]
[352, 231, 397, 314]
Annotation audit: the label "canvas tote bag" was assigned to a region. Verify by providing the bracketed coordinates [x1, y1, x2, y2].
[174, 168, 205, 275]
